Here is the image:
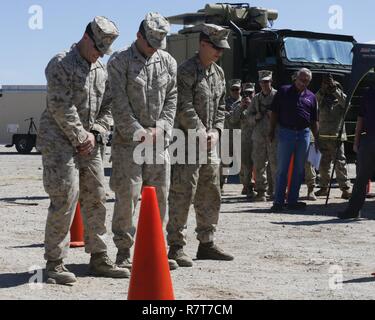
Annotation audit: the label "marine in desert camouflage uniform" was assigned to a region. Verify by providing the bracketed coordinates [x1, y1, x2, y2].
[107, 13, 178, 270]
[314, 74, 351, 199]
[305, 131, 318, 200]
[167, 24, 234, 267]
[37, 16, 129, 284]
[248, 70, 277, 201]
[235, 82, 256, 197]
[220, 79, 242, 191]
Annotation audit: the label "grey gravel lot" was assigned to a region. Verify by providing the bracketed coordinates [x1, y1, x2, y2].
[1, 145, 375, 300]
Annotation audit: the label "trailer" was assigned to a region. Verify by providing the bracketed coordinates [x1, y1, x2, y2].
[0, 85, 46, 153]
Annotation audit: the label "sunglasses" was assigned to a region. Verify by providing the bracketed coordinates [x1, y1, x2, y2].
[231, 87, 240, 91]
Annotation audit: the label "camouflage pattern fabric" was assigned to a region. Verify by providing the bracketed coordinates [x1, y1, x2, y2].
[90, 16, 119, 54]
[167, 164, 220, 246]
[318, 140, 351, 190]
[37, 44, 112, 261]
[167, 53, 226, 246]
[316, 85, 347, 141]
[193, 23, 231, 49]
[108, 42, 177, 250]
[248, 89, 278, 193]
[316, 85, 350, 190]
[143, 12, 170, 49]
[304, 161, 316, 189]
[220, 96, 242, 187]
[43, 149, 107, 260]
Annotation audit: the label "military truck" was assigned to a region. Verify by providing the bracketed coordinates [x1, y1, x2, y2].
[166, 2, 375, 163]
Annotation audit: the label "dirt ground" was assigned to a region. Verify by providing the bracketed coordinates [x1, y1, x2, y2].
[1, 145, 375, 300]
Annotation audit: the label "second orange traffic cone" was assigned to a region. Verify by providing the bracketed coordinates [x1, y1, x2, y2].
[286, 154, 295, 198]
[128, 186, 174, 300]
[70, 202, 85, 248]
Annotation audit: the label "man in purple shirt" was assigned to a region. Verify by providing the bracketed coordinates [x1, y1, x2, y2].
[338, 86, 375, 219]
[269, 68, 319, 211]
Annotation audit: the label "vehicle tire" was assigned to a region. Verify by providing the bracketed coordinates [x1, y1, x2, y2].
[15, 136, 34, 154]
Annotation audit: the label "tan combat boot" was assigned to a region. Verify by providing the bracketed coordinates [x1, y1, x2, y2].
[46, 259, 77, 285]
[89, 252, 130, 278]
[341, 189, 352, 200]
[315, 187, 328, 197]
[115, 249, 132, 269]
[196, 242, 234, 261]
[116, 248, 179, 271]
[168, 245, 193, 267]
[307, 186, 317, 201]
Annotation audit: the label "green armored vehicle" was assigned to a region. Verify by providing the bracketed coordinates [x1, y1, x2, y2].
[166, 2, 375, 163]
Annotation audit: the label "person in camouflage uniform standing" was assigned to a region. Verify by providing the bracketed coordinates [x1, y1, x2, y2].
[220, 79, 242, 191]
[248, 71, 277, 201]
[237, 83, 256, 197]
[107, 13, 178, 271]
[167, 24, 234, 267]
[305, 131, 318, 201]
[314, 74, 351, 199]
[37, 17, 130, 284]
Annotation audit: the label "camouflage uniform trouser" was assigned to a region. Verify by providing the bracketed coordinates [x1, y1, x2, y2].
[167, 164, 221, 247]
[42, 147, 107, 261]
[304, 160, 317, 189]
[319, 140, 351, 190]
[110, 143, 170, 250]
[252, 136, 277, 194]
[240, 127, 254, 189]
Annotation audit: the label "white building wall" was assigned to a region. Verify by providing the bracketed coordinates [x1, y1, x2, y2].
[0, 85, 46, 144]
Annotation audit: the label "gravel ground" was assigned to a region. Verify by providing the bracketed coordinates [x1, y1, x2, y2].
[1, 145, 375, 300]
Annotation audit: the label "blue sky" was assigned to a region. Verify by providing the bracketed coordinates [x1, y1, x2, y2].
[0, 0, 374, 85]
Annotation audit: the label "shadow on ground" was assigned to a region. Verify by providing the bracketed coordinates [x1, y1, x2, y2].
[221, 194, 375, 224]
[0, 152, 40, 156]
[0, 196, 48, 206]
[0, 271, 36, 289]
[12, 243, 44, 249]
[0, 264, 89, 289]
[343, 276, 375, 284]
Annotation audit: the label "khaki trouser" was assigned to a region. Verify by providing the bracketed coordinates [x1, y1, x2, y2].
[167, 164, 221, 247]
[110, 143, 170, 250]
[43, 147, 107, 261]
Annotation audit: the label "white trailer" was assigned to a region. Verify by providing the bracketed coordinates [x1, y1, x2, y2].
[0, 85, 46, 152]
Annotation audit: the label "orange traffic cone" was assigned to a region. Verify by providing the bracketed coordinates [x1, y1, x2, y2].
[70, 202, 85, 248]
[128, 186, 175, 300]
[286, 154, 295, 197]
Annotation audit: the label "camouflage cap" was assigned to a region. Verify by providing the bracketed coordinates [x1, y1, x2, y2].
[243, 82, 255, 92]
[143, 12, 170, 49]
[90, 16, 119, 55]
[258, 70, 273, 81]
[199, 23, 230, 49]
[229, 79, 241, 88]
[322, 73, 334, 82]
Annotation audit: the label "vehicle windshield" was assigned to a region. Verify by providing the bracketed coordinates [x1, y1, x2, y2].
[284, 37, 353, 65]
